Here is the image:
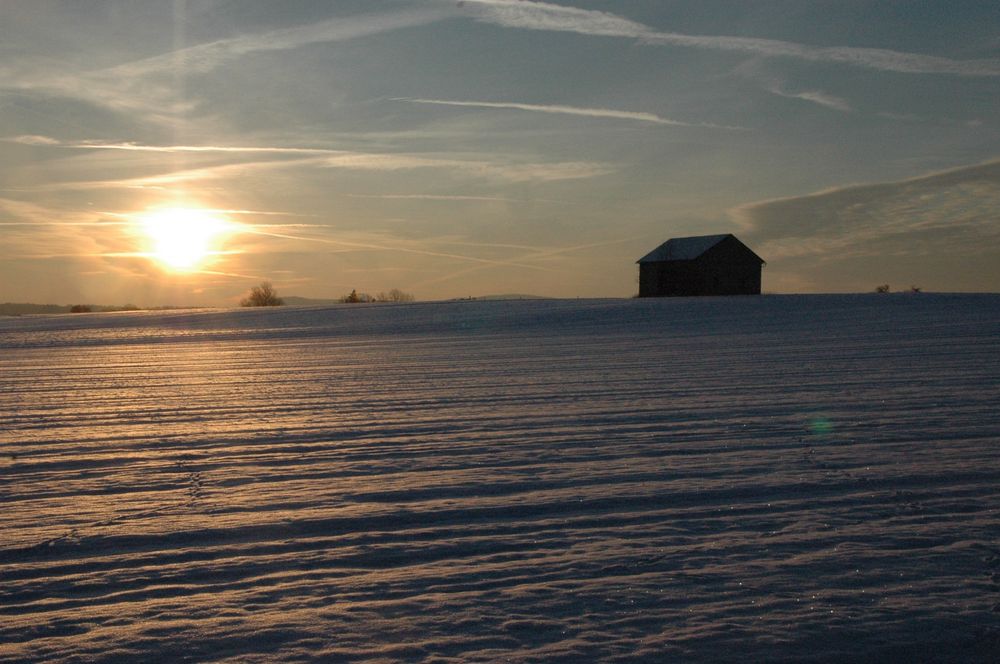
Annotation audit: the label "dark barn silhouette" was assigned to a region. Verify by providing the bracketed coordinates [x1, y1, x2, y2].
[637, 234, 764, 297]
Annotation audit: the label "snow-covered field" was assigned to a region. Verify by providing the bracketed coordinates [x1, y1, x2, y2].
[2, 295, 1000, 662]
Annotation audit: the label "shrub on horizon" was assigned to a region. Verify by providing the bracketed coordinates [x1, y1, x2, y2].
[375, 289, 415, 303]
[339, 289, 415, 303]
[240, 282, 284, 307]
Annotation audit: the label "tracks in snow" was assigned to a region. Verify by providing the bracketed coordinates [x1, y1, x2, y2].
[2, 296, 1000, 662]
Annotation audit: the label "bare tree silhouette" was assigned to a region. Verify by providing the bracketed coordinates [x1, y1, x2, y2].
[376, 289, 415, 303]
[241, 282, 284, 307]
[339, 288, 415, 303]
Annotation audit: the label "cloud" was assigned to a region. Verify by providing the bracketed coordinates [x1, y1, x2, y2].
[77, 143, 328, 155]
[5, 1, 995, 139]
[317, 152, 611, 181]
[454, 0, 652, 39]
[454, 0, 1000, 76]
[0, 196, 120, 260]
[2, 8, 452, 121]
[732, 159, 1000, 260]
[397, 98, 739, 128]
[8, 139, 611, 190]
[409, 235, 642, 290]
[876, 111, 925, 123]
[0, 196, 67, 223]
[107, 9, 450, 79]
[348, 194, 531, 202]
[44, 159, 313, 191]
[2, 136, 333, 155]
[238, 226, 554, 272]
[0, 221, 128, 228]
[1, 194, 560, 278]
[7, 134, 61, 146]
[765, 85, 853, 112]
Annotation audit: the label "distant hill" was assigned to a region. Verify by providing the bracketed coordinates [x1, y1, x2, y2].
[281, 296, 342, 306]
[1, 302, 154, 316]
[0, 302, 69, 316]
[458, 294, 554, 301]
[0, 295, 556, 316]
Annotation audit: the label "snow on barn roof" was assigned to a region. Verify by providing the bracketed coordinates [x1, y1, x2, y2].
[636, 234, 732, 263]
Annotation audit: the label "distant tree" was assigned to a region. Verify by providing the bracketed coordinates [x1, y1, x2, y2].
[69, 304, 92, 313]
[339, 288, 413, 303]
[909, 285, 922, 293]
[874, 284, 890, 294]
[241, 282, 284, 307]
[375, 289, 415, 303]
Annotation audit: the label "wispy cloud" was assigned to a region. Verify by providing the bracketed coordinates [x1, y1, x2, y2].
[39, 159, 315, 191]
[348, 194, 532, 202]
[10, 139, 612, 191]
[3, 135, 333, 155]
[398, 98, 736, 128]
[453, 0, 652, 39]
[7, 134, 61, 146]
[0, 197, 121, 260]
[453, 0, 1000, 76]
[0, 196, 67, 223]
[108, 10, 450, 78]
[0, 221, 128, 227]
[238, 226, 554, 272]
[98, 208, 311, 221]
[765, 85, 853, 112]
[317, 152, 611, 181]
[2, 194, 562, 278]
[732, 159, 1000, 260]
[3, 9, 452, 121]
[409, 235, 643, 289]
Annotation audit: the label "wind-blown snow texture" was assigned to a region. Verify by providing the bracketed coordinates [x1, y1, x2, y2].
[2, 295, 1000, 662]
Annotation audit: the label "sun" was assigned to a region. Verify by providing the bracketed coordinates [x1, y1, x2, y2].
[138, 208, 235, 272]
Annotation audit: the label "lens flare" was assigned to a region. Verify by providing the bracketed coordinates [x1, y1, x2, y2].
[809, 417, 833, 436]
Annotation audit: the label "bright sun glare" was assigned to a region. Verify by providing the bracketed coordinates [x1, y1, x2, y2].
[139, 208, 234, 272]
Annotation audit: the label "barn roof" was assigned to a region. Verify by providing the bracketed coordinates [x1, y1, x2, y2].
[636, 234, 733, 263]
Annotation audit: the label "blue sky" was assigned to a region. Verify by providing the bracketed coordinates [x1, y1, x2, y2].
[2, 0, 998, 304]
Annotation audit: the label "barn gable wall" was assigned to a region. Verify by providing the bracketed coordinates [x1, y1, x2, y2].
[694, 236, 762, 295]
[637, 234, 762, 297]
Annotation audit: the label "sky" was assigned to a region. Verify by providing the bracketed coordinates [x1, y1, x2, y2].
[1, 0, 999, 305]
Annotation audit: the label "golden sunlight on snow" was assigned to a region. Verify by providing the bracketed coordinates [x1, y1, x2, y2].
[136, 208, 237, 272]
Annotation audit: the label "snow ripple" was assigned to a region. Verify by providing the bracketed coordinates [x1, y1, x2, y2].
[2, 295, 1000, 662]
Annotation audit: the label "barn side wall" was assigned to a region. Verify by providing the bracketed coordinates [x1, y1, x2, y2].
[639, 262, 705, 297]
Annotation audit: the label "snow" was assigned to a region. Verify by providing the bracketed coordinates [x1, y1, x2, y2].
[2, 295, 1000, 662]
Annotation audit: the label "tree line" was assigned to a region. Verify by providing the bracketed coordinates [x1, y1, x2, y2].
[240, 282, 414, 307]
[339, 288, 414, 304]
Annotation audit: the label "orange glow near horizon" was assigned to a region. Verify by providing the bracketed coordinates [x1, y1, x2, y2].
[136, 207, 238, 272]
